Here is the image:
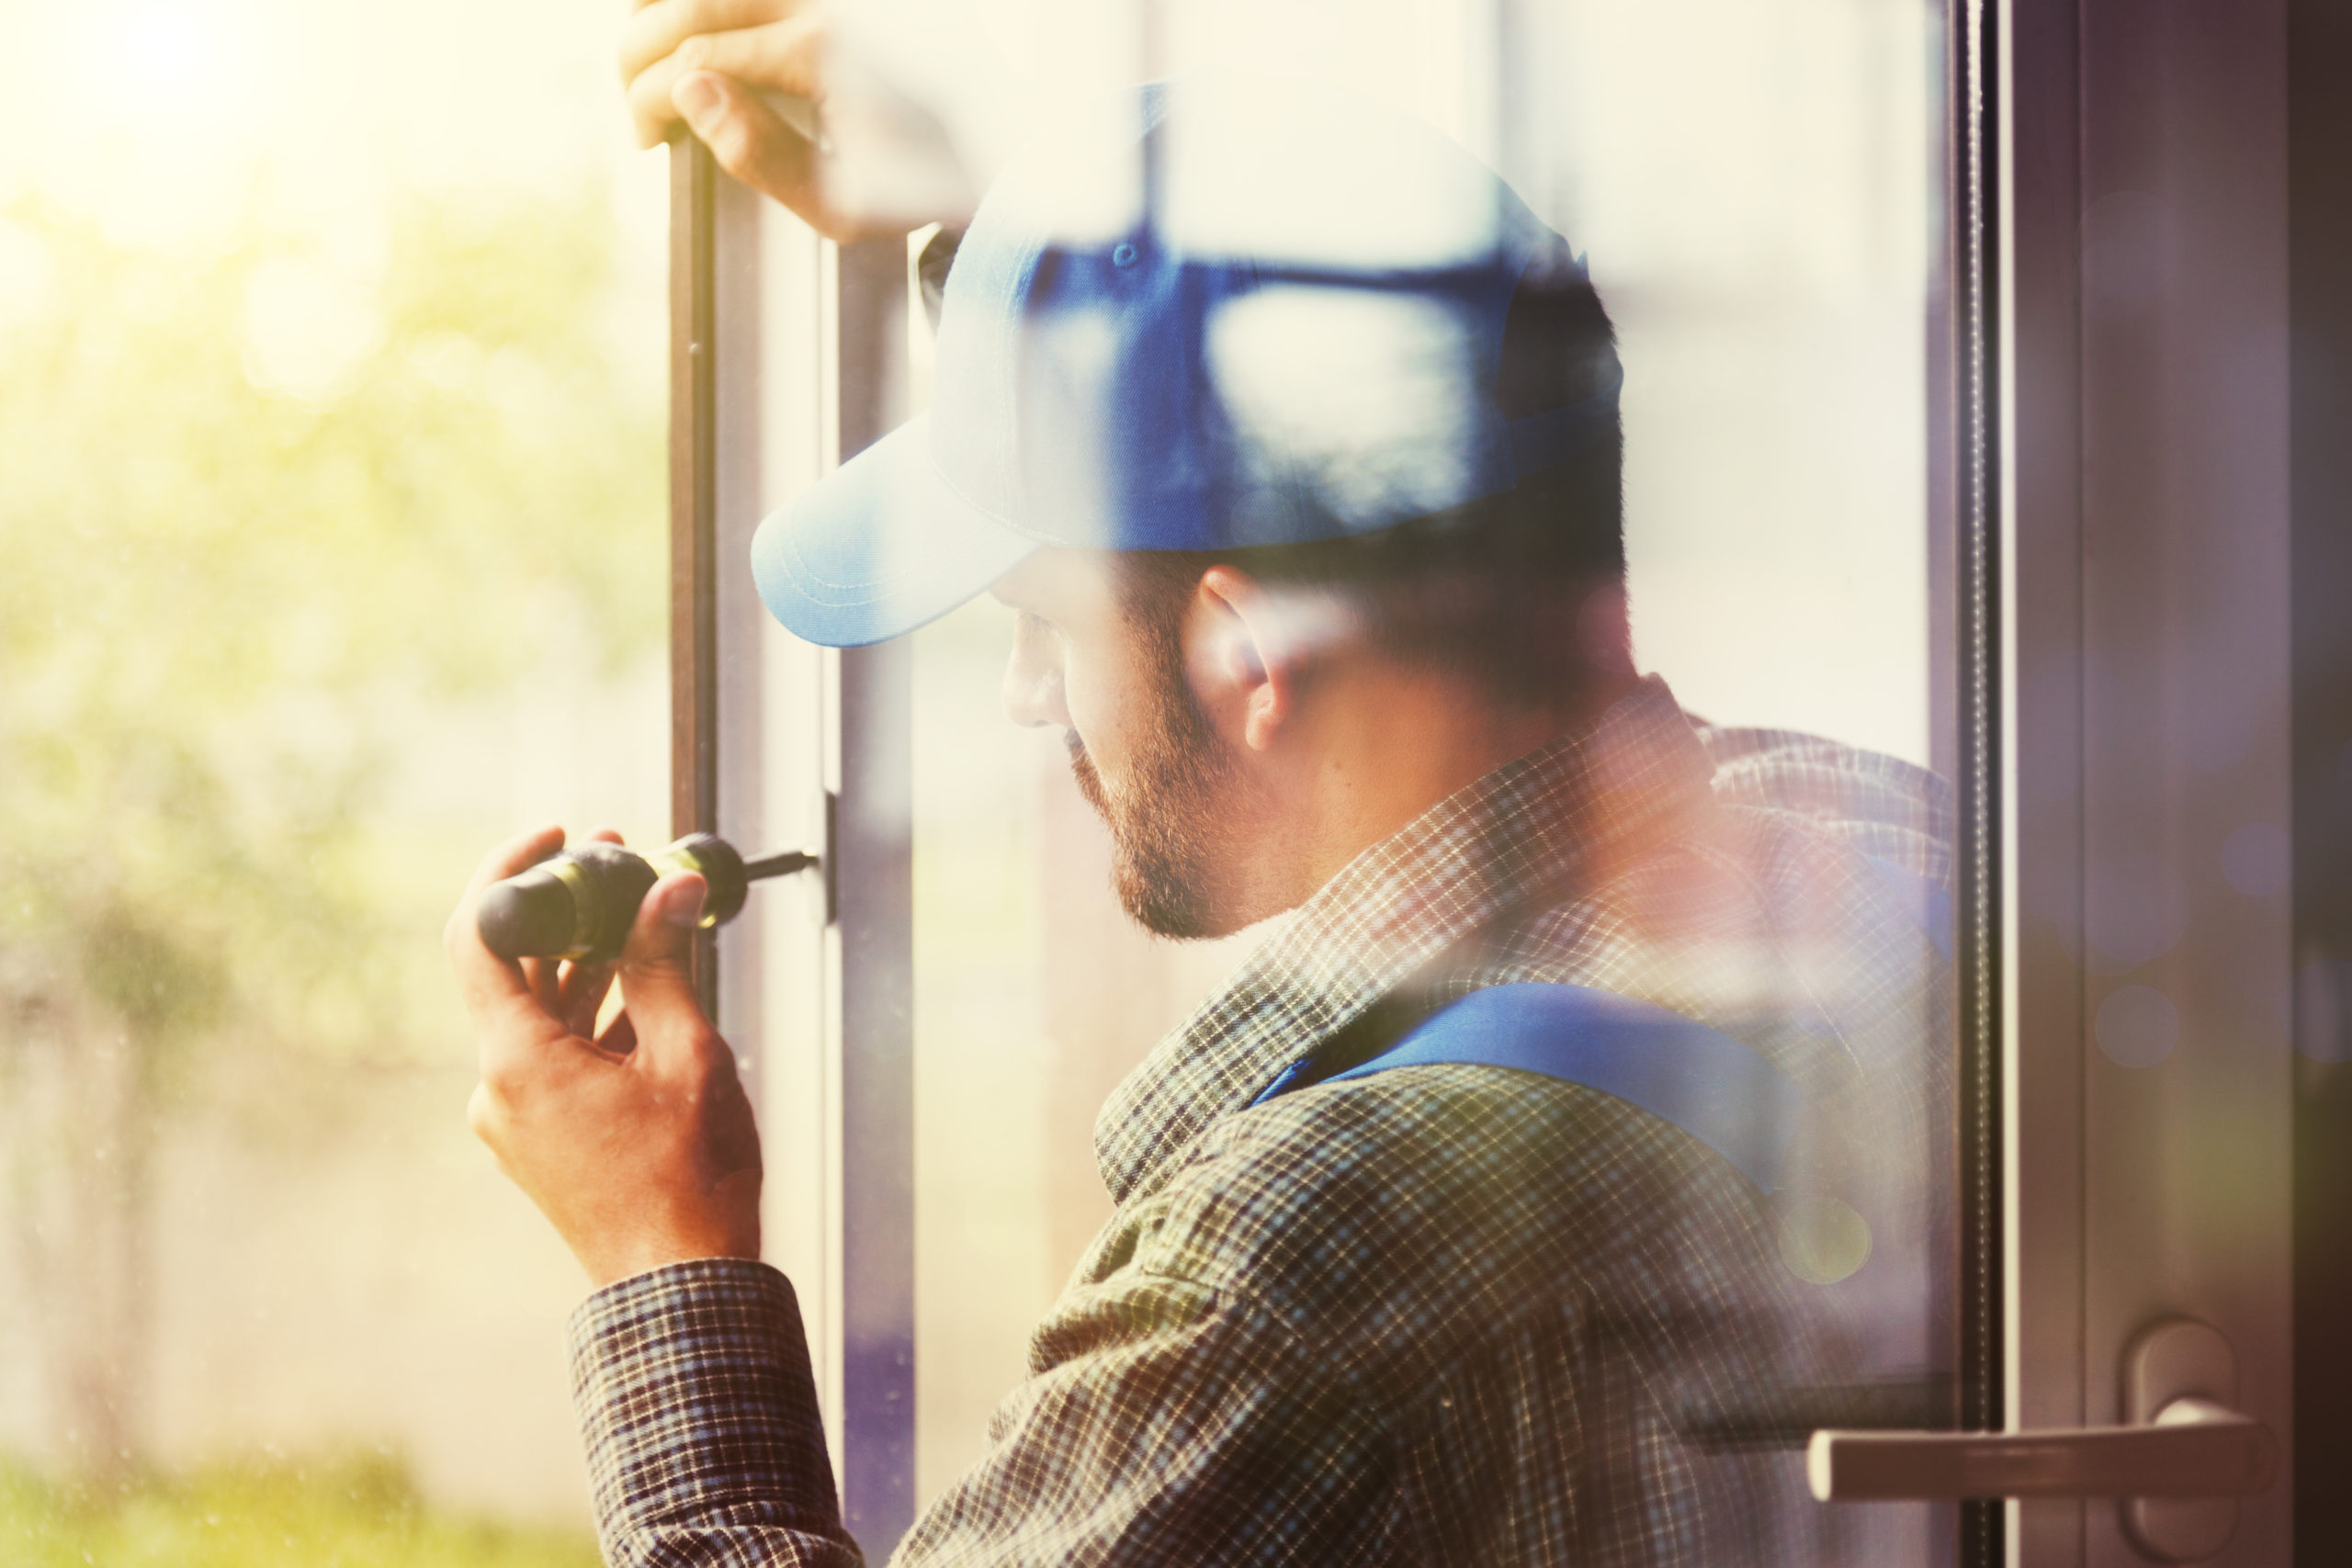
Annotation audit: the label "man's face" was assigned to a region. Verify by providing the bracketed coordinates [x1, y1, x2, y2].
[989, 549, 1249, 940]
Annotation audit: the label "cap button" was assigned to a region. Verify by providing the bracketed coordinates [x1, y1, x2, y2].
[1111, 241, 1139, 269]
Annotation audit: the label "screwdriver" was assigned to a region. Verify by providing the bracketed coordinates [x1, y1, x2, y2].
[476, 834, 818, 963]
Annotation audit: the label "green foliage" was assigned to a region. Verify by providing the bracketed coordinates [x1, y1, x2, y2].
[0, 187, 663, 1076]
[0, 1451, 602, 1568]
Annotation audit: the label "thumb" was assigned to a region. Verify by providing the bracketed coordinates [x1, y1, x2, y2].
[616, 872, 711, 1067]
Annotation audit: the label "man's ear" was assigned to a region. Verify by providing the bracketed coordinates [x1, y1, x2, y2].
[1191, 566, 1294, 752]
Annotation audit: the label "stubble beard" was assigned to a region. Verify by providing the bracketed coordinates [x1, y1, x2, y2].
[1064, 671, 1242, 942]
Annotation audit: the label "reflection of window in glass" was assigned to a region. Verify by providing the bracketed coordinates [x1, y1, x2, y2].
[1, 1, 665, 1557]
[890, 0, 1951, 1532]
[1547, 0, 1938, 767]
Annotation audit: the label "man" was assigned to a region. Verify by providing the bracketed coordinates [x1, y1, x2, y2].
[448, 28, 1951, 1568]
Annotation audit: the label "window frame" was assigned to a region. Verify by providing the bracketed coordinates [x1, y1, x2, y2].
[673, 141, 923, 1551]
[2004, 0, 2297, 1562]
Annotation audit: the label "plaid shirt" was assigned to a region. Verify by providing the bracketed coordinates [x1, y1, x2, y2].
[569, 680, 1952, 1568]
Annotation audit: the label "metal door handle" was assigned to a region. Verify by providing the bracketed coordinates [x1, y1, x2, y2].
[1806, 1320, 2277, 1563]
[1807, 1395, 2275, 1500]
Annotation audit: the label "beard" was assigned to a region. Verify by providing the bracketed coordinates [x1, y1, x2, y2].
[1064, 665, 1245, 941]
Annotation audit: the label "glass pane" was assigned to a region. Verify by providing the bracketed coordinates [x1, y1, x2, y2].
[853, 2, 1969, 1562]
[1, 1, 665, 1558]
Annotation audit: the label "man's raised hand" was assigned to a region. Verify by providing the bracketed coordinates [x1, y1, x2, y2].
[447, 827, 762, 1290]
[620, 0, 893, 242]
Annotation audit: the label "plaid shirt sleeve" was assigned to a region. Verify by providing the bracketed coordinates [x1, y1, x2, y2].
[570, 1250, 1389, 1568]
[570, 1259, 859, 1568]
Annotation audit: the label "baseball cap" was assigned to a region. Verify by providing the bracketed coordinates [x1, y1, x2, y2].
[751, 73, 1622, 649]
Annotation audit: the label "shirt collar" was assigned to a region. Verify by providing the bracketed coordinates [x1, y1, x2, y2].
[1091, 676, 1717, 1206]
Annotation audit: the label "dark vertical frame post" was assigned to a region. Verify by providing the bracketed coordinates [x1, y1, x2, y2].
[2075, 0, 2292, 1559]
[2290, 0, 2352, 1557]
[2009, 0, 2296, 1561]
[1950, 6, 2004, 1567]
[676, 125, 911, 1543]
[671, 136, 722, 1019]
[2007, 0, 2090, 1560]
[833, 235, 917, 1559]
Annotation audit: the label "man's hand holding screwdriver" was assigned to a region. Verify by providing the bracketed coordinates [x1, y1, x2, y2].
[447, 827, 761, 1288]
[455, 0, 1004, 1291]
[457, 1, 899, 1295]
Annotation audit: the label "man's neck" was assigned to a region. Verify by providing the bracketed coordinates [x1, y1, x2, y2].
[1238, 665, 1641, 921]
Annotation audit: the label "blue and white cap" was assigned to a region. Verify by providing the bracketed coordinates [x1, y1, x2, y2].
[752, 73, 1620, 648]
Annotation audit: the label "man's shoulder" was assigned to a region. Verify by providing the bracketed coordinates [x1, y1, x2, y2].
[1690, 720, 1953, 880]
[1122, 1061, 1767, 1370]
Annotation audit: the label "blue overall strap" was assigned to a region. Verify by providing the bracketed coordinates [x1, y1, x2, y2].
[1254, 983, 1806, 1193]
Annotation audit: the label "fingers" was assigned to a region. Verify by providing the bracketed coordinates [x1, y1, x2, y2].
[681, 71, 854, 234]
[560, 958, 620, 1040]
[615, 872, 719, 1075]
[445, 826, 566, 1014]
[626, 15, 827, 151]
[563, 825, 625, 1029]
[597, 1009, 639, 1058]
[619, 0, 801, 86]
[462, 824, 567, 905]
[525, 955, 560, 1012]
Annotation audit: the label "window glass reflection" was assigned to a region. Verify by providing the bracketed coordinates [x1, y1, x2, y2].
[891, 6, 1953, 1561]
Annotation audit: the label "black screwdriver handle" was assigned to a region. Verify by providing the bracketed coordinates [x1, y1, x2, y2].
[476, 833, 815, 962]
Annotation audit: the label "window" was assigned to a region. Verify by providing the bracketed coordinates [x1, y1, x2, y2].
[3, 1, 665, 1558]
[10, 0, 2324, 1563]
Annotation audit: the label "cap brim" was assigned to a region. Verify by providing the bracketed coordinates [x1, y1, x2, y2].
[751, 412, 1041, 648]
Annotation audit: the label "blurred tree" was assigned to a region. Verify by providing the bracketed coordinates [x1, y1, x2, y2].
[0, 189, 662, 1486]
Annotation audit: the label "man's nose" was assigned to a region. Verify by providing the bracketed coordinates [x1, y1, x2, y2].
[1001, 622, 1071, 730]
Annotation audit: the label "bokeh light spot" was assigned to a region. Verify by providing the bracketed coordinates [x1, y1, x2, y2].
[240, 256, 385, 400]
[2086, 848, 2190, 973]
[1777, 1197, 1871, 1286]
[2097, 984, 2180, 1068]
[123, 6, 214, 96]
[2222, 822, 2290, 898]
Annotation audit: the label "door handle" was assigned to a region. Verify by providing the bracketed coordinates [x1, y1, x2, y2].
[1806, 1320, 2277, 1564]
[1807, 1395, 2274, 1498]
